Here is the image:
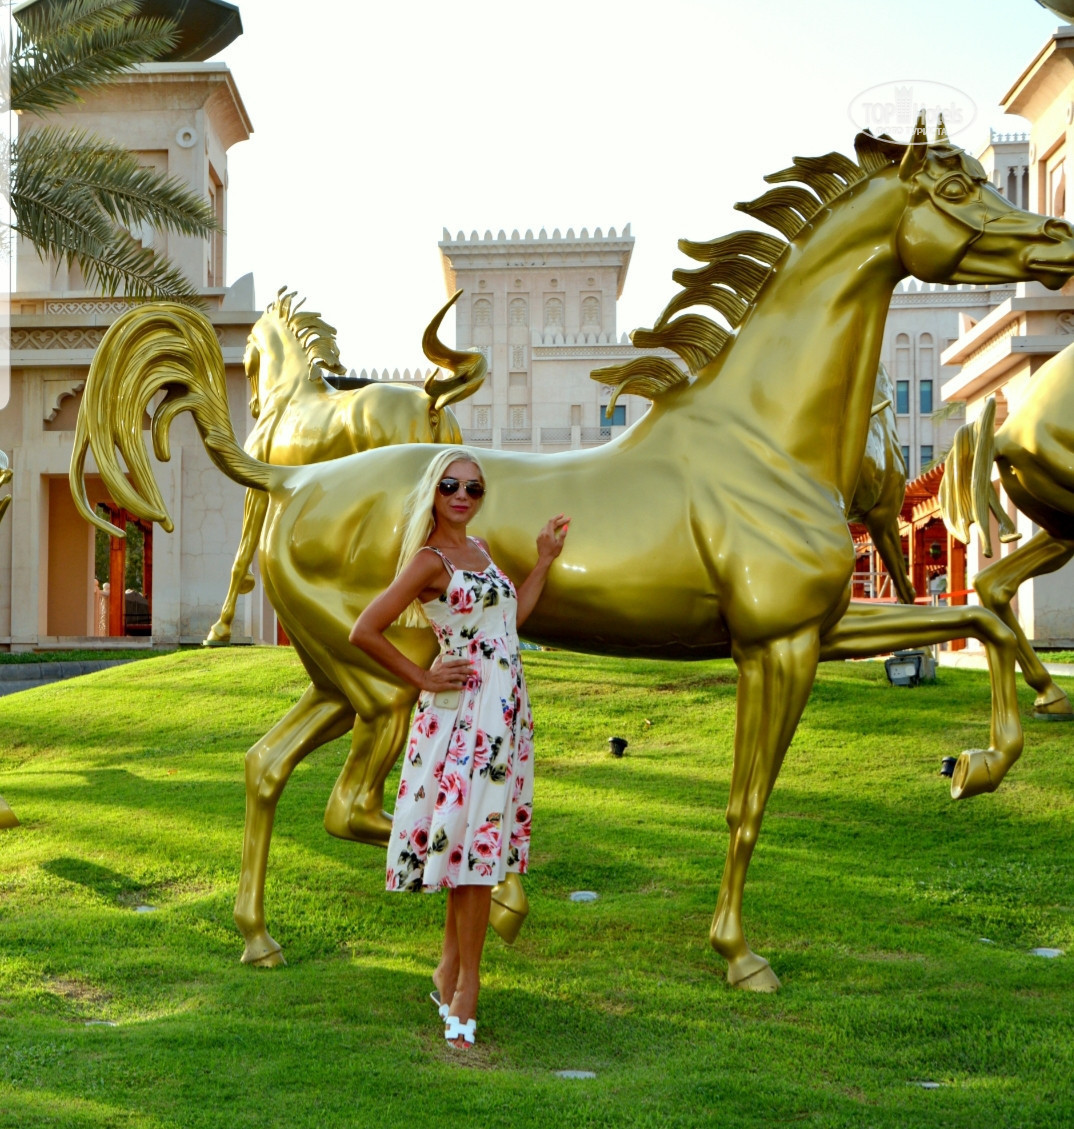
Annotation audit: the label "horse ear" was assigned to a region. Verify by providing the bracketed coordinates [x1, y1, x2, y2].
[899, 111, 929, 181]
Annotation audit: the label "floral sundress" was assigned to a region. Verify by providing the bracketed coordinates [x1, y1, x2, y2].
[385, 540, 534, 892]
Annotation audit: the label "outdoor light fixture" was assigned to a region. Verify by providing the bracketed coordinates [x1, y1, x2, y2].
[884, 649, 936, 687]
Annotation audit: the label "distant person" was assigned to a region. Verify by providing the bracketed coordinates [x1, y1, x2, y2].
[350, 447, 568, 1048]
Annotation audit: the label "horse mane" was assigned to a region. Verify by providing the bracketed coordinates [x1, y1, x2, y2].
[591, 132, 911, 411]
[267, 287, 348, 379]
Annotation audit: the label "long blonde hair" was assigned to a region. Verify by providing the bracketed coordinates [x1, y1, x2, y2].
[396, 446, 486, 627]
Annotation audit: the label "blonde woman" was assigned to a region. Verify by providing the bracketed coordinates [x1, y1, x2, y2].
[350, 447, 568, 1048]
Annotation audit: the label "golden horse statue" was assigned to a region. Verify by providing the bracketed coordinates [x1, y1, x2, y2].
[848, 363, 916, 604]
[941, 342, 1074, 719]
[203, 289, 481, 646]
[70, 116, 1074, 991]
[0, 448, 11, 529]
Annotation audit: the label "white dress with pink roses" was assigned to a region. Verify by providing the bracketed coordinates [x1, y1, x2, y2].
[385, 541, 534, 892]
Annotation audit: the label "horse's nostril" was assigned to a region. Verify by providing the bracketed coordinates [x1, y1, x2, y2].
[1044, 218, 1074, 242]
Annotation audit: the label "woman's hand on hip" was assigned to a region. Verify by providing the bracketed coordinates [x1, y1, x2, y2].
[422, 655, 473, 693]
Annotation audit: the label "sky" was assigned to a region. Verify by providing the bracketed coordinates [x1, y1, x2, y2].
[95, 2, 1074, 369]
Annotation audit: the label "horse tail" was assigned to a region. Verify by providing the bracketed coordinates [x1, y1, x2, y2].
[939, 397, 1018, 558]
[422, 290, 487, 410]
[70, 303, 276, 538]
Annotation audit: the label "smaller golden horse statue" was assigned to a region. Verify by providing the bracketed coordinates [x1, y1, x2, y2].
[941, 343, 1074, 718]
[203, 288, 482, 645]
[848, 363, 916, 604]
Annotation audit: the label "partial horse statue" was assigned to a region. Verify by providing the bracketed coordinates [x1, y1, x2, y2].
[941, 344, 1074, 719]
[203, 288, 481, 646]
[0, 449, 11, 529]
[70, 114, 1074, 992]
[847, 363, 916, 604]
[0, 450, 19, 830]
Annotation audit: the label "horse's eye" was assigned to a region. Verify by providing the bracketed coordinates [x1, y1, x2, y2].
[937, 176, 972, 201]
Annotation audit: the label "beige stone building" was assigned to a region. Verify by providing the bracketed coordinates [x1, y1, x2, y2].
[0, 25, 271, 649]
[438, 227, 658, 451]
[940, 25, 1074, 645]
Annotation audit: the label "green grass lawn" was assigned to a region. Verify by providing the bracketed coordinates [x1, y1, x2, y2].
[0, 649, 1072, 1129]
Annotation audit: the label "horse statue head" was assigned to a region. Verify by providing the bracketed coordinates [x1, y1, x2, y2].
[243, 288, 347, 419]
[893, 117, 1074, 286]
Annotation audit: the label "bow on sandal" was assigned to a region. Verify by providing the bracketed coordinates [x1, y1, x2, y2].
[444, 1015, 476, 1047]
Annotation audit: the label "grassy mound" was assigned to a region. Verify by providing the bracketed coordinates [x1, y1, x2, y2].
[0, 649, 1072, 1128]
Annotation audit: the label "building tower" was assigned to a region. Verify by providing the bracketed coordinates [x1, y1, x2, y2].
[0, 0, 266, 649]
[439, 226, 656, 452]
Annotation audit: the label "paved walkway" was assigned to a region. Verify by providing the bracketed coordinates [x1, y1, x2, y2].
[0, 660, 135, 698]
[937, 650, 1074, 678]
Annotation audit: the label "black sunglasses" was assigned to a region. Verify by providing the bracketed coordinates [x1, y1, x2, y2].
[438, 477, 486, 500]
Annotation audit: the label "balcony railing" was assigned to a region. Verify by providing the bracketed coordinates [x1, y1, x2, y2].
[540, 427, 571, 444]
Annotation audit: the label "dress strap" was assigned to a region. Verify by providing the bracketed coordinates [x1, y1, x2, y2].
[468, 537, 493, 567]
[421, 544, 455, 578]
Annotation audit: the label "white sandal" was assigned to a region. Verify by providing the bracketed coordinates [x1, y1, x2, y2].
[444, 1015, 476, 1047]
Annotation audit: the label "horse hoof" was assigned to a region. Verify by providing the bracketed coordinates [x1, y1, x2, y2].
[726, 953, 781, 992]
[950, 749, 999, 800]
[490, 874, 529, 944]
[240, 933, 285, 967]
[202, 622, 232, 647]
[323, 804, 392, 846]
[1032, 686, 1073, 720]
[238, 574, 256, 595]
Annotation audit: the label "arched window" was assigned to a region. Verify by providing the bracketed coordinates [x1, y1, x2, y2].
[581, 296, 601, 329]
[544, 298, 563, 330]
[472, 298, 492, 327]
[509, 298, 528, 326]
[895, 332, 911, 380]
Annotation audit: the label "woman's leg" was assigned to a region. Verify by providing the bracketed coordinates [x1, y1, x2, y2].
[447, 884, 492, 1028]
[434, 892, 460, 1005]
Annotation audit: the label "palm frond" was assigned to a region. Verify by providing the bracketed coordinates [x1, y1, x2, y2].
[6, 0, 179, 116]
[12, 128, 217, 237]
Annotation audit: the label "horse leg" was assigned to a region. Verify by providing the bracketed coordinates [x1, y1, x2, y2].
[819, 601, 1023, 799]
[865, 509, 917, 604]
[711, 626, 820, 992]
[323, 704, 411, 846]
[234, 684, 355, 965]
[973, 531, 1074, 719]
[204, 489, 267, 646]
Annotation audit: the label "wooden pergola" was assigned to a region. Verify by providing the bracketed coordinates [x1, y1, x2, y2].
[97, 503, 153, 637]
[850, 464, 967, 648]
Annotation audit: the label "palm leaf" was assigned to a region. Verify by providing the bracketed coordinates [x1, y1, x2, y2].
[5, 0, 179, 116]
[12, 128, 217, 236]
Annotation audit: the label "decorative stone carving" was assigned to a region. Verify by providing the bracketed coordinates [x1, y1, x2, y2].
[44, 300, 133, 315]
[1057, 312, 1074, 334]
[43, 378, 86, 422]
[582, 296, 601, 328]
[511, 345, 525, 370]
[473, 298, 492, 326]
[509, 297, 528, 326]
[544, 297, 564, 329]
[12, 328, 107, 350]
